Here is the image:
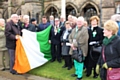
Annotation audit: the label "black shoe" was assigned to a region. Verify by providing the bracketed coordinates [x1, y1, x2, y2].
[62, 65, 67, 68]
[1, 68, 5, 71]
[67, 67, 72, 70]
[71, 74, 77, 77]
[58, 60, 61, 63]
[50, 59, 55, 62]
[86, 74, 90, 77]
[93, 75, 98, 78]
[76, 77, 82, 80]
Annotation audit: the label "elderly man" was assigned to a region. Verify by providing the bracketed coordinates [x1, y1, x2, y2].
[0, 18, 9, 71]
[49, 15, 54, 26]
[22, 15, 36, 32]
[69, 16, 89, 80]
[5, 14, 21, 74]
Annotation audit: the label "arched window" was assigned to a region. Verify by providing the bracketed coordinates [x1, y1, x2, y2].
[45, 7, 58, 18]
[82, 4, 97, 25]
[66, 5, 76, 17]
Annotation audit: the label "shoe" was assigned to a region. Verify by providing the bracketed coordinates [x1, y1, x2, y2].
[14, 73, 23, 75]
[76, 77, 82, 80]
[62, 65, 67, 68]
[50, 59, 55, 62]
[93, 75, 98, 78]
[58, 60, 61, 63]
[86, 74, 90, 77]
[67, 67, 72, 70]
[71, 74, 77, 77]
[1, 68, 5, 71]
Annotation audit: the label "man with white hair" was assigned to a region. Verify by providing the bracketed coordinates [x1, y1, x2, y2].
[5, 14, 21, 74]
[0, 18, 10, 71]
[49, 15, 54, 26]
[69, 16, 89, 80]
[22, 15, 36, 32]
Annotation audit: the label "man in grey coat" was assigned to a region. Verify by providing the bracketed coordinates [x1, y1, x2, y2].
[0, 18, 9, 71]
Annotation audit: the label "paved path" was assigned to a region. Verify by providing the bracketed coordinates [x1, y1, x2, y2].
[0, 70, 53, 80]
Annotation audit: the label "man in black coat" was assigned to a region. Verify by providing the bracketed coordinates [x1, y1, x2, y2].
[49, 18, 64, 63]
[5, 14, 21, 74]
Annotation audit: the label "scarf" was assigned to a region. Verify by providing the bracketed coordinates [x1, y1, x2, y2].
[103, 35, 116, 46]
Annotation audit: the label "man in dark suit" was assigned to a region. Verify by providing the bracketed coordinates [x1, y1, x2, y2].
[49, 18, 64, 63]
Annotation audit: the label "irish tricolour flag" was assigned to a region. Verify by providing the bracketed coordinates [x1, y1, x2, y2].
[13, 25, 52, 73]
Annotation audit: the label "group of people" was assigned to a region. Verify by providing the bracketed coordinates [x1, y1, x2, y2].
[0, 13, 120, 80]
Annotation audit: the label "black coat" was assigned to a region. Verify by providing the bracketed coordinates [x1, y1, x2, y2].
[5, 20, 21, 49]
[22, 23, 36, 32]
[61, 29, 72, 55]
[97, 36, 120, 80]
[86, 26, 104, 67]
[50, 25, 64, 44]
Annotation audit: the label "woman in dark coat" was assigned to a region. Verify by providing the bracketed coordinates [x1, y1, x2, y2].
[96, 20, 120, 80]
[85, 16, 104, 78]
[61, 21, 72, 70]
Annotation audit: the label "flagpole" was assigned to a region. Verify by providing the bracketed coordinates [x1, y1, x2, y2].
[61, 0, 66, 20]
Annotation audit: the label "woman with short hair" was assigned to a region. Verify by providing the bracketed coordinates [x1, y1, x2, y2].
[96, 20, 120, 80]
[85, 16, 104, 78]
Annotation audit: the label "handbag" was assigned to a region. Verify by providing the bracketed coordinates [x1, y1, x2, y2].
[71, 43, 84, 63]
[102, 46, 120, 80]
[107, 68, 120, 80]
[92, 44, 102, 53]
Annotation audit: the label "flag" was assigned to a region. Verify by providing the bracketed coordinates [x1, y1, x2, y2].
[13, 25, 52, 73]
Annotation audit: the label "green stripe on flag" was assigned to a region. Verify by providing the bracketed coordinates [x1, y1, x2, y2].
[36, 25, 52, 60]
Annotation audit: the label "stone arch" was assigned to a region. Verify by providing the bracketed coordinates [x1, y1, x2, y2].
[66, 2, 78, 16]
[79, 1, 100, 16]
[44, 4, 60, 17]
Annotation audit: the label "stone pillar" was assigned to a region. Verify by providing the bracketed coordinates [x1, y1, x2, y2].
[61, 0, 66, 20]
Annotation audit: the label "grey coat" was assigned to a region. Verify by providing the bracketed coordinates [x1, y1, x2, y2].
[0, 28, 7, 51]
[69, 26, 89, 57]
[61, 29, 72, 56]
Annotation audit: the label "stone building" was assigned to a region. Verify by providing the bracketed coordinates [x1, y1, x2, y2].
[0, 0, 120, 24]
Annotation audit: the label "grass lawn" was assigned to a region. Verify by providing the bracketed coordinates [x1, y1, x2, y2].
[29, 60, 100, 80]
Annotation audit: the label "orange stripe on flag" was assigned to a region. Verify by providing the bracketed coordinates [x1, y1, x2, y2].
[13, 38, 31, 73]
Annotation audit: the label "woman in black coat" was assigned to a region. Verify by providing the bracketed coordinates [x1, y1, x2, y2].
[96, 20, 120, 80]
[85, 16, 104, 78]
[61, 21, 72, 70]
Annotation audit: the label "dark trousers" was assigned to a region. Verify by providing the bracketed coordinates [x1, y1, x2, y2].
[8, 49, 16, 73]
[51, 44, 61, 61]
[86, 65, 98, 76]
[63, 55, 72, 68]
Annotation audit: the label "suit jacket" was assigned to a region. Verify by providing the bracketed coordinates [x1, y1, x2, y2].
[50, 25, 64, 45]
[5, 20, 21, 49]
